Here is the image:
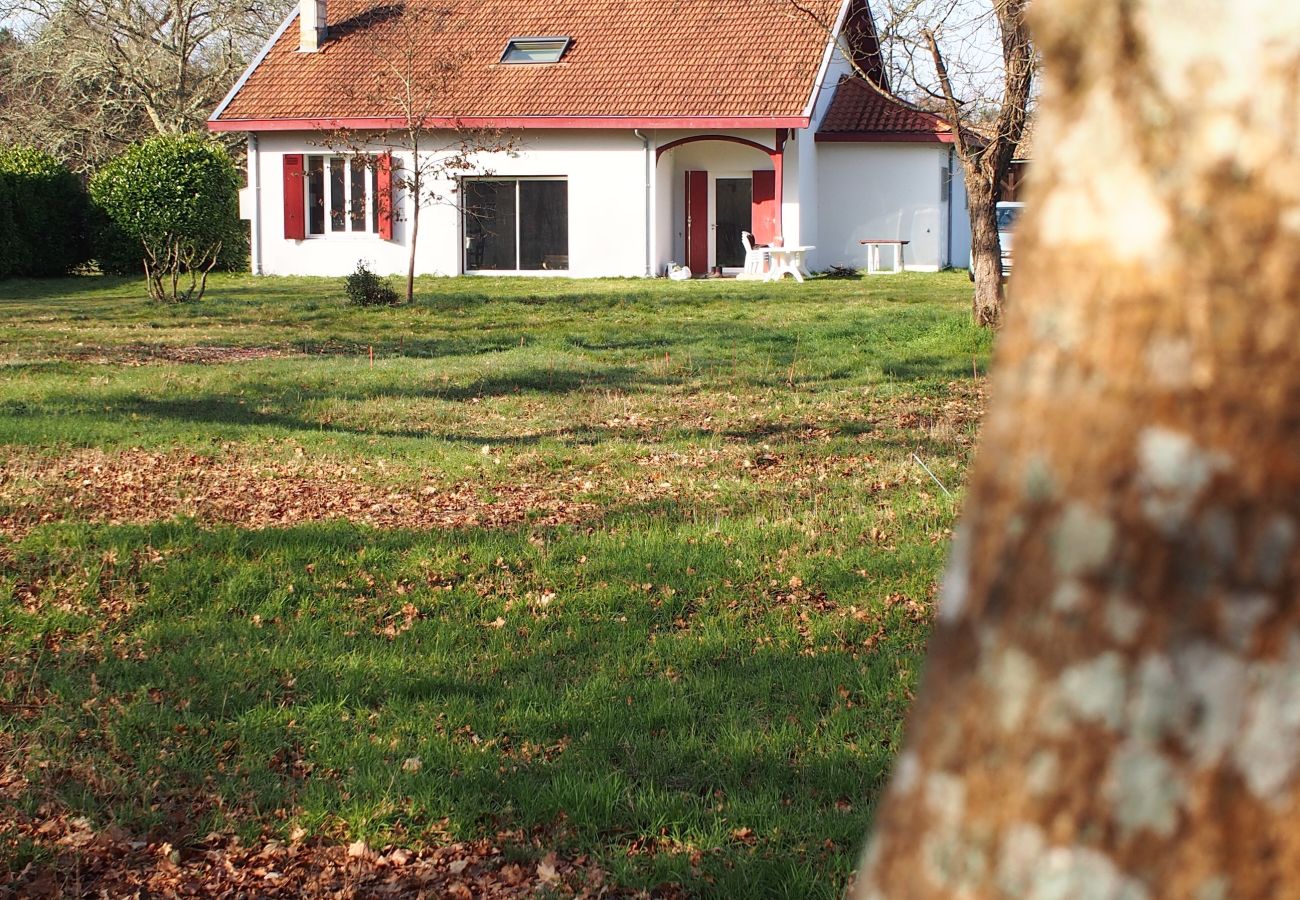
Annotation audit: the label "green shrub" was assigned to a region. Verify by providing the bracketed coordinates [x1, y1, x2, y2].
[343, 260, 400, 307]
[0, 147, 91, 277]
[89, 135, 241, 301]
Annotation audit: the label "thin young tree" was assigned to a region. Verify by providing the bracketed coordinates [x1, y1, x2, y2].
[322, 3, 516, 303]
[853, 0, 1300, 894]
[785, 0, 1034, 328]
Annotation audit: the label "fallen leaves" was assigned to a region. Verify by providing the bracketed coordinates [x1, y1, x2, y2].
[2, 803, 617, 899]
[0, 449, 599, 541]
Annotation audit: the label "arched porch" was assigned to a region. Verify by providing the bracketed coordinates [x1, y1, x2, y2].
[654, 132, 788, 275]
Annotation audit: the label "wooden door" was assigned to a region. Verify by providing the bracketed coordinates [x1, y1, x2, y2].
[685, 170, 708, 274]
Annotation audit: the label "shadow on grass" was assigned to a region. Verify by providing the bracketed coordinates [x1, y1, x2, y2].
[3, 517, 927, 897]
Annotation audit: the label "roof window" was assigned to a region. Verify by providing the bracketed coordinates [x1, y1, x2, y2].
[500, 37, 570, 64]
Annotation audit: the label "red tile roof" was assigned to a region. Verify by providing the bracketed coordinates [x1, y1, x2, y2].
[213, 0, 848, 127]
[816, 75, 953, 140]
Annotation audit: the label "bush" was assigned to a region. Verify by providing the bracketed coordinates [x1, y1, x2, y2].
[0, 147, 91, 277]
[89, 135, 240, 301]
[343, 260, 400, 307]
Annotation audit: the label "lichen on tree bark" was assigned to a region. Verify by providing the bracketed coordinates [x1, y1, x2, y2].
[854, 1, 1300, 896]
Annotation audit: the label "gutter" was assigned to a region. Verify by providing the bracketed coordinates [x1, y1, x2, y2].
[248, 133, 263, 276]
[634, 129, 653, 277]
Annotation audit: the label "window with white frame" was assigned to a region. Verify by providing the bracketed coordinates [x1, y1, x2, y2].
[500, 36, 570, 64]
[305, 154, 380, 236]
[463, 178, 569, 271]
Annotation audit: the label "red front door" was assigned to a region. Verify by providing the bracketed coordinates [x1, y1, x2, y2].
[685, 170, 708, 274]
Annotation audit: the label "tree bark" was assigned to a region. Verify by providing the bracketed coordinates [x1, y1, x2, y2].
[967, 179, 1003, 329]
[854, 0, 1300, 896]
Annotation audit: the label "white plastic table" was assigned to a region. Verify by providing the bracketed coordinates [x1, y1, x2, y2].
[765, 246, 813, 283]
[859, 239, 909, 274]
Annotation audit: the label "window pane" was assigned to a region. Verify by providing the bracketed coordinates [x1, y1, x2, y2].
[307, 156, 325, 235]
[715, 178, 752, 269]
[464, 180, 517, 271]
[350, 158, 367, 232]
[329, 157, 345, 231]
[502, 39, 567, 63]
[519, 180, 568, 270]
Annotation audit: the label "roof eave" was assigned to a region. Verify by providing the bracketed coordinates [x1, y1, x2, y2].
[814, 131, 956, 143]
[208, 115, 813, 133]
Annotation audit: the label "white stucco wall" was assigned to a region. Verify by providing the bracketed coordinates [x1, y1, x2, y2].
[814, 142, 959, 271]
[789, 47, 855, 254]
[948, 151, 972, 269]
[252, 130, 651, 278]
[245, 124, 972, 278]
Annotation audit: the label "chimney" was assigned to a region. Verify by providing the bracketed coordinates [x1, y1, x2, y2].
[299, 0, 327, 52]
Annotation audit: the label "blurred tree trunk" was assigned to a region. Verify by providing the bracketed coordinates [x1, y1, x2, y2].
[854, 0, 1300, 896]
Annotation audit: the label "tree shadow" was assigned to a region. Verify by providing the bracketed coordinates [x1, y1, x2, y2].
[7, 527, 909, 900]
[330, 3, 406, 40]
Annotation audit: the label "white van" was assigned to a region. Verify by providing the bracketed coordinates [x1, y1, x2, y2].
[996, 201, 1024, 276]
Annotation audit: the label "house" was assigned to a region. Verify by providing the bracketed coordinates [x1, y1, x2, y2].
[208, 0, 970, 278]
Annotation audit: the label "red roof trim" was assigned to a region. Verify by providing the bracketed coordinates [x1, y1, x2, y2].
[815, 131, 955, 144]
[208, 115, 811, 133]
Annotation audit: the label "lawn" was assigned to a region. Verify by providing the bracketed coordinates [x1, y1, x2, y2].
[0, 272, 989, 897]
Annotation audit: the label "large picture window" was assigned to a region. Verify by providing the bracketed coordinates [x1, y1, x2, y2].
[306, 154, 380, 236]
[464, 178, 568, 271]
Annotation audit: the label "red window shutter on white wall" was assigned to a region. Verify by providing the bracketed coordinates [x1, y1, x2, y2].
[283, 154, 306, 241]
[377, 153, 394, 240]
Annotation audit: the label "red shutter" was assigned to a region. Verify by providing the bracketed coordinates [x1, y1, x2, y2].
[283, 154, 306, 241]
[376, 153, 394, 240]
[752, 170, 778, 246]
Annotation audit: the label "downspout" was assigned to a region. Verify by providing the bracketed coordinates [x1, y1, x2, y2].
[248, 132, 263, 275]
[945, 145, 955, 270]
[634, 129, 652, 277]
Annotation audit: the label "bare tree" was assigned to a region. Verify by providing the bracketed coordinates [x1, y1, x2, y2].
[0, 0, 292, 168]
[320, 3, 515, 303]
[787, 0, 1034, 328]
[852, 0, 1300, 894]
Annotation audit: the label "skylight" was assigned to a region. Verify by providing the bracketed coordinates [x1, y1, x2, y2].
[500, 37, 571, 64]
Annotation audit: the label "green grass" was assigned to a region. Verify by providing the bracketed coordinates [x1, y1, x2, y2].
[0, 272, 987, 897]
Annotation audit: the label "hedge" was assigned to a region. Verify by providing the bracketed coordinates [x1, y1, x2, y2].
[0, 147, 91, 277]
[0, 174, 18, 278]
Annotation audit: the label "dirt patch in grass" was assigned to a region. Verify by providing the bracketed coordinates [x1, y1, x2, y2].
[58, 345, 301, 366]
[0, 451, 597, 540]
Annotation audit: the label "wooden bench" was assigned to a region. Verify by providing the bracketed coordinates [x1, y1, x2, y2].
[859, 239, 909, 275]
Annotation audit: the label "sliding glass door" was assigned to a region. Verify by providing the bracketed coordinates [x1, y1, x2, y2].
[464, 178, 569, 272]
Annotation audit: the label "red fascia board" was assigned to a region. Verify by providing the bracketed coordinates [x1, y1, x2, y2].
[209, 115, 811, 133]
[814, 131, 954, 144]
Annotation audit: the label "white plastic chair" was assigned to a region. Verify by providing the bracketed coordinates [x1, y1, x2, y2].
[741, 232, 769, 280]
